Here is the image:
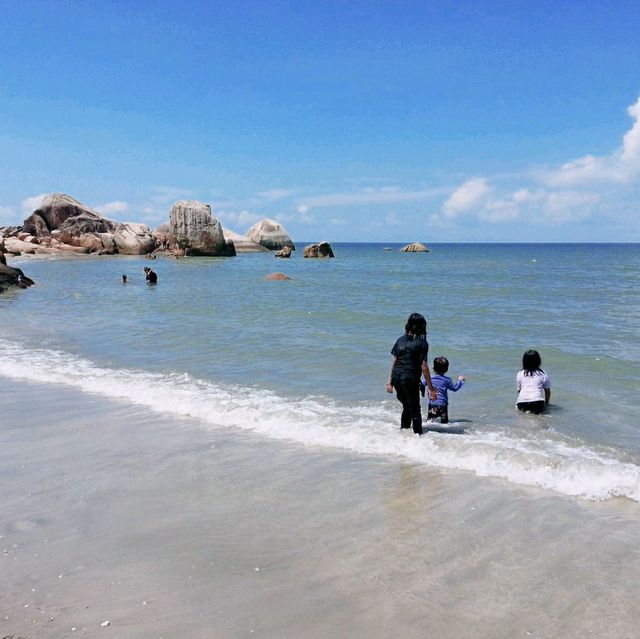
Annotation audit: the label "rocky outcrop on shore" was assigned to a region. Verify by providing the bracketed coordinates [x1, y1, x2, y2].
[169, 201, 235, 256]
[0, 244, 35, 293]
[400, 242, 429, 252]
[246, 219, 295, 251]
[222, 228, 269, 253]
[303, 242, 334, 258]
[17, 193, 156, 255]
[274, 246, 292, 258]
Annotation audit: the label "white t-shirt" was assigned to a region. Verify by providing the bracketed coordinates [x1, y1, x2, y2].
[516, 369, 550, 403]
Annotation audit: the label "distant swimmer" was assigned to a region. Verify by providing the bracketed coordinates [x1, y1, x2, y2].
[516, 349, 551, 414]
[122, 274, 127, 284]
[143, 266, 158, 284]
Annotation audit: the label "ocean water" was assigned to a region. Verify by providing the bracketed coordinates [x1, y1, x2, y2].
[3, 243, 640, 637]
[1, 243, 639, 502]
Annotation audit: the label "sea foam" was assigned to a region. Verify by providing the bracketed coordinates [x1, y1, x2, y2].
[1, 339, 639, 503]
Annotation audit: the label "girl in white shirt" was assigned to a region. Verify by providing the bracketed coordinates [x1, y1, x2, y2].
[516, 350, 551, 414]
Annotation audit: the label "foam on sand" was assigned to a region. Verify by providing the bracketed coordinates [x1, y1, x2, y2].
[1, 338, 639, 503]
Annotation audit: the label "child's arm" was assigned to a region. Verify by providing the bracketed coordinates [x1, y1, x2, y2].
[543, 373, 551, 405]
[448, 376, 465, 392]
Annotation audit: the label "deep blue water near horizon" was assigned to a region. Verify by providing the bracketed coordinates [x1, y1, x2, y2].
[1, 242, 639, 501]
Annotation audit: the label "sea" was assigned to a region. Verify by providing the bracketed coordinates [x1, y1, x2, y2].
[1, 242, 640, 638]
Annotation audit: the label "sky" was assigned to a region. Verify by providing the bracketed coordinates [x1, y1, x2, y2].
[1, 0, 640, 242]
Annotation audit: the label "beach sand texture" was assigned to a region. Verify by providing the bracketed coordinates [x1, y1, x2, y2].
[3, 378, 640, 639]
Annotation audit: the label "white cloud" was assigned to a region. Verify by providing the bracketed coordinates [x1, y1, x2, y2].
[96, 200, 129, 214]
[545, 96, 640, 187]
[21, 193, 48, 213]
[443, 178, 491, 218]
[542, 191, 599, 223]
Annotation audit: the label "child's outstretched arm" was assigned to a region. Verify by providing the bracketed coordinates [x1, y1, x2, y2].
[448, 376, 465, 392]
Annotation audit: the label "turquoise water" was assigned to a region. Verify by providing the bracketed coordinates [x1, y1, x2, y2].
[2, 243, 639, 501]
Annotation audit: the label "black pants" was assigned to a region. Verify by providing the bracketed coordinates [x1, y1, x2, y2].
[393, 378, 422, 435]
[517, 401, 546, 414]
[428, 404, 449, 424]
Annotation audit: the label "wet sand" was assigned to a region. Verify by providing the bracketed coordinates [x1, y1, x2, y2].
[3, 378, 640, 638]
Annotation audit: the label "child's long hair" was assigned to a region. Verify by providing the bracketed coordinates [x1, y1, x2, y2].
[405, 313, 427, 339]
[522, 350, 544, 376]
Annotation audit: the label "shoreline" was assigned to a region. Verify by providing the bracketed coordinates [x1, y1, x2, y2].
[3, 377, 640, 638]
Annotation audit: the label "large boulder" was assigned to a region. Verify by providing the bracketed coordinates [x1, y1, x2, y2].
[303, 242, 334, 258]
[169, 200, 235, 256]
[21, 193, 155, 255]
[246, 219, 295, 251]
[0, 262, 35, 294]
[400, 242, 429, 252]
[222, 228, 269, 253]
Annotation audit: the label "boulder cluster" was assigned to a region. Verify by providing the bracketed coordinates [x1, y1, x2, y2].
[0, 192, 303, 293]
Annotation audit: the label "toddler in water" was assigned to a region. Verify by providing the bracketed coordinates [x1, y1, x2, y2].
[422, 357, 465, 424]
[516, 349, 551, 414]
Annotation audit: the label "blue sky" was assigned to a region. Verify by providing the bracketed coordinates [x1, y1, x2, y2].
[1, 1, 639, 242]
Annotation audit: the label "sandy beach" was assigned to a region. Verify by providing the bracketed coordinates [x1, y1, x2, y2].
[3, 376, 640, 639]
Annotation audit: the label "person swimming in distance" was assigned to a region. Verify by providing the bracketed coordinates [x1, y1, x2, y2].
[143, 266, 157, 284]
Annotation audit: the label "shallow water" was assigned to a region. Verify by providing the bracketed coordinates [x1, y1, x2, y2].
[2, 244, 639, 501]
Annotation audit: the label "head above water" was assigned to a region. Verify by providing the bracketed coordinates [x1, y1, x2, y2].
[522, 349, 543, 376]
[405, 313, 427, 339]
[433, 357, 449, 375]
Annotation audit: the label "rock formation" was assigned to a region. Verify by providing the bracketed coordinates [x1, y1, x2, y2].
[274, 246, 292, 258]
[19, 193, 155, 255]
[0, 261, 35, 294]
[400, 242, 429, 252]
[303, 242, 334, 258]
[264, 272, 292, 280]
[169, 201, 235, 256]
[246, 219, 295, 251]
[222, 228, 269, 253]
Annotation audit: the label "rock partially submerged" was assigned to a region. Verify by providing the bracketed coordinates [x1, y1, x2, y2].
[0, 261, 35, 294]
[274, 246, 292, 258]
[400, 242, 429, 253]
[303, 242, 334, 258]
[246, 219, 295, 251]
[17, 193, 155, 255]
[265, 272, 292, 280]
[169, 201, 235, 256]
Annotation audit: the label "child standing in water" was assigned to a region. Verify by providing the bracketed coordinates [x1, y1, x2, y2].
[425, 357, 465, 424]
[516, 349, 551, 414]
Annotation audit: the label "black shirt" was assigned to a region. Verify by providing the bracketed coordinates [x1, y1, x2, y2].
[391, 334, 429, 382]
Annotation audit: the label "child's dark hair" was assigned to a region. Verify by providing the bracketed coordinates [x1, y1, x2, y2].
[433, 357, 449, 375]
[522, 349, 543, 376]
[405, 313, 427, 339]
